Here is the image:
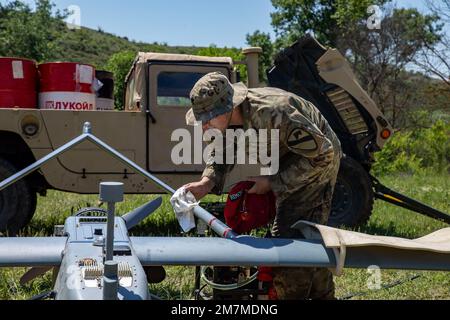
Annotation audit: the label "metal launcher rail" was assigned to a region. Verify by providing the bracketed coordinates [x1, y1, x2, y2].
[0, 122, 237, 239]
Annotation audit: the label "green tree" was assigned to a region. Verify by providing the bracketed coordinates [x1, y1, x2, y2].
[104, 51, 136, 110]
[246, 30, 274, 83]
[196, 46, 247, 82]
[372, 120, 450, 175]
[345, 8, 442, 127]
[414, 0, 450, 87]
[0, 0, 67, 62]
[270, 0, 387, 50]
[270, 0, 442, 128]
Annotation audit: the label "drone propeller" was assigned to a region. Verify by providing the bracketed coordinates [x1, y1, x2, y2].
[20, 267, 53, 286]
[122, 197, 163, 230]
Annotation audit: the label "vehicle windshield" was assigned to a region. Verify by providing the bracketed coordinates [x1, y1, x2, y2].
[157, 72, 205, 107]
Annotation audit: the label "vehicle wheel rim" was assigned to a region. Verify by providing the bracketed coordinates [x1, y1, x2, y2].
[330, 179, 353, 221]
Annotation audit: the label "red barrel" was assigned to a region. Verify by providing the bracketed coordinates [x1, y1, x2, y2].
[0, 57, 38, 109]
[38, 62, 96, 110]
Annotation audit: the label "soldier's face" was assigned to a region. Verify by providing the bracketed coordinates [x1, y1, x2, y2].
[202, 112, 232, 133]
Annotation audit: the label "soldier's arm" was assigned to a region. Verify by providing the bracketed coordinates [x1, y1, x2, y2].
[261, 101, 335, 196]
[280, 101, 333, 159]
[202, 144, 235, 195]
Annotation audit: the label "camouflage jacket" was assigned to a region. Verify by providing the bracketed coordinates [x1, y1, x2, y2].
[202, 87, 342, 198]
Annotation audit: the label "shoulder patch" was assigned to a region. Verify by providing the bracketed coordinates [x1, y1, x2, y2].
[287, 128, 318, 152]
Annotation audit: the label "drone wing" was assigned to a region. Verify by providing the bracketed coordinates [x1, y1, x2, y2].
[131, 235, 450, 272]
[131, 236, 335, 268]
[0, 237, 66, 267]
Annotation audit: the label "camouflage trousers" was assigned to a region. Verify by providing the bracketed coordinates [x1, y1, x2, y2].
[270, 154, 340, 300]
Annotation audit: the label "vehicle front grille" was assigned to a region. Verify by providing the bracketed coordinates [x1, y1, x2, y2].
[326, 88, 368, 135]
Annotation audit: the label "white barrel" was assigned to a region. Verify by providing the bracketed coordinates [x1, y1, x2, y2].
[38, 62, 96, 110]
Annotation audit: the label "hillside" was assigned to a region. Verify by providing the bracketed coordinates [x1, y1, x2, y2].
[53, 26, 204, 68]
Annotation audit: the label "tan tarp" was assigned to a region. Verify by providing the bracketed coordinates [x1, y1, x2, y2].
[135, 52, 233, 64]
[125, 52, 233, 111]
[296, 221, 450, 254]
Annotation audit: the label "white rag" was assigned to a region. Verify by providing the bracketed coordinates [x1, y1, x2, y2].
[170, 187, 199, 232]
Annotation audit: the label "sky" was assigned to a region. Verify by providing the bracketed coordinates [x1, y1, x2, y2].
[8, 0, 448, 48]
[24, 0, 277, 48]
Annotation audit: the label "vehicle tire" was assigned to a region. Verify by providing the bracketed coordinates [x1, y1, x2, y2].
[10, 178, 37, 231]
[0, 157, 37, 235]
[328, 155, 374, 228]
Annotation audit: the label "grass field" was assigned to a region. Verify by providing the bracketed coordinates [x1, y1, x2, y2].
[0, 172, 449, 300]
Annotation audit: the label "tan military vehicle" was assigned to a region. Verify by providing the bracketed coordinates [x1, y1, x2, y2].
[0, 36, 396, 234]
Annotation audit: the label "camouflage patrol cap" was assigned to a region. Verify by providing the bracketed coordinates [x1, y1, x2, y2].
[186, 72, 248, 126]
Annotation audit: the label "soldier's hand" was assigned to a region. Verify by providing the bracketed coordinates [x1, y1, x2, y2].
[184, 177, 214, 201]
[247, 176, 272, 195]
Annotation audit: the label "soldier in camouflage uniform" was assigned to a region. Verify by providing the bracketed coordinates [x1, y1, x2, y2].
[184, 72, 342, 300]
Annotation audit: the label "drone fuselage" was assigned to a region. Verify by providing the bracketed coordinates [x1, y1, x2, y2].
[53, 215, 149, 300]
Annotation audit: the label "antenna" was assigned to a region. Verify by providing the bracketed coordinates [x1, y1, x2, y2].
[99, 182, 124, 300]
